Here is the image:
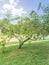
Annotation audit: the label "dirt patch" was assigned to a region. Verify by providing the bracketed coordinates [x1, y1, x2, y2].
[0, 37, 18, 42]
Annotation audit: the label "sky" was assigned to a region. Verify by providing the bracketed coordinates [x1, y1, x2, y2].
[0, 0, 49, 19]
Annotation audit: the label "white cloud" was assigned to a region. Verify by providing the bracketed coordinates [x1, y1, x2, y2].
[9, 0, 16, 6]
[1, 0, 26, 16]
[9, 0, 20, 6]
[12, 8, 26, 16]
[9, 0, 14, 4]
[3, 4, 12, 10]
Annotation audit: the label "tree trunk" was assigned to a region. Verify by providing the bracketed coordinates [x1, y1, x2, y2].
[18, 42, 24, 49]
[18, 35, 32, 49]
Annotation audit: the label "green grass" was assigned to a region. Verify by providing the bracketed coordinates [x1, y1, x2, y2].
[0, 42, 18, 46]
[6, 42, 18, 45]
[0, 40, 49, 65]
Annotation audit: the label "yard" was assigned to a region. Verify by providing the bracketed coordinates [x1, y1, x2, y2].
[0, 0, 49, 65]
[0, 40, 49, 65]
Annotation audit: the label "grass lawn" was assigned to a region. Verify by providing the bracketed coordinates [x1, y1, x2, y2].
[0, 40, 49, 65]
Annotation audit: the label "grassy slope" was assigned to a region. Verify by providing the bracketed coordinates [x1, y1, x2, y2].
[0, 40, 49, 65]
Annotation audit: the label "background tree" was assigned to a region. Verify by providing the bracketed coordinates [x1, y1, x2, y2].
[40, 4, 49, 39]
